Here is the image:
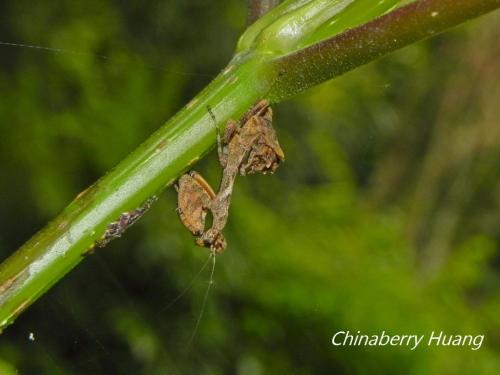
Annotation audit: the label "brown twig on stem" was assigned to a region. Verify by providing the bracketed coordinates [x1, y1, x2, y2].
[247, 0, 280, 25]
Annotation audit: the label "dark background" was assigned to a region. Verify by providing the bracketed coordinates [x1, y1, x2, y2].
[0, 1, 499, 374]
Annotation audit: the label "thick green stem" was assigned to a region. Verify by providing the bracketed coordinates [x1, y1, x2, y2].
[1, 0, 499, 332]
[0, 54, 274, 332]
[269, 0, 500, 100]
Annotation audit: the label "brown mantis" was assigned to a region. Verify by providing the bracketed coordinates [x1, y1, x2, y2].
[175, 100, 284, 252]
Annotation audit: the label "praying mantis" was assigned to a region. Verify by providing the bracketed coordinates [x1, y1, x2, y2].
[176, 100, 284, 252]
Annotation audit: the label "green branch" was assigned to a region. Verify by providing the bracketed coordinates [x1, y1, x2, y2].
[269, 0, 500, 100]
[0, 0, 499, 333]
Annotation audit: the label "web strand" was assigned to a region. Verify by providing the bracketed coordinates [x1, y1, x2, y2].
[0, 40, 214, 77]
[186, 250, 216, 350]
[161, 253, 213, 312]
[0, 41, 109, 58]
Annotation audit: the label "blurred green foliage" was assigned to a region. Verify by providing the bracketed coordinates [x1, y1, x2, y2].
[0, 1, 499, 374]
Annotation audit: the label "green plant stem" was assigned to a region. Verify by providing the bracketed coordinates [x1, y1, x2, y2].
[0, 0, 499, 332]
[269, 0, 500, 100]
[0, 55, 273, 332]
